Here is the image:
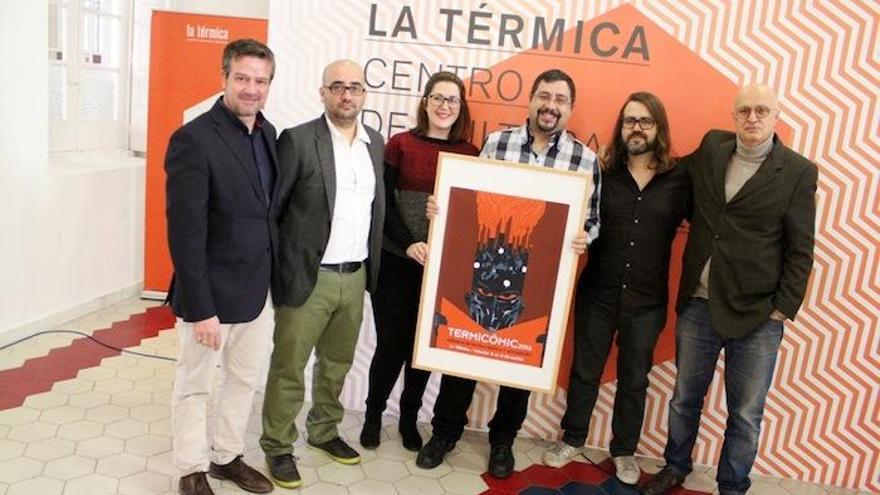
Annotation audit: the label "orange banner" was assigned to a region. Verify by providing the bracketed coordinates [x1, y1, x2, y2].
[143, 11, 267, 295]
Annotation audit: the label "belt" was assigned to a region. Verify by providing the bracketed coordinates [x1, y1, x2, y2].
[319, 261, 363, 274]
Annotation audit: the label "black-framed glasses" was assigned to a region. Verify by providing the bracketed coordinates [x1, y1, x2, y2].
[734, 105, 773, 121]
[622, 116, 656, 130]
[426, 94, 462, 107]
[325, 82, 366, 96]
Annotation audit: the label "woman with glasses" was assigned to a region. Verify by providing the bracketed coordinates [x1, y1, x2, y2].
[360, 71, 479, 451]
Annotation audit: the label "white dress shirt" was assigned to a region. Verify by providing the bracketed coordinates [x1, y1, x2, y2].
[321, 115, 376, 264]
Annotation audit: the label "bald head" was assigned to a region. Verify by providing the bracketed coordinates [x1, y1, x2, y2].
[320, 59, 366, 128]
[732, 84, 780, 147]
[322, 59, 363, 86]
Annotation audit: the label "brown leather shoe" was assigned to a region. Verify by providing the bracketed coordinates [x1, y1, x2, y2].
[179, 472, 214, 495]
[639, 466, 687, 495]
[209, 456, 273, 493]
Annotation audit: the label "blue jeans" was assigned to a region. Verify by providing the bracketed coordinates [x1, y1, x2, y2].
[664, 298, 783, 495]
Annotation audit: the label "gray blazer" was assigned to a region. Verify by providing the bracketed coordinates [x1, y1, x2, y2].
[272, 115, 385, 308]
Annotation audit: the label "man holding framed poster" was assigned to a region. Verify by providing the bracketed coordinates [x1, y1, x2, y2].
[414, 69, 601, 479]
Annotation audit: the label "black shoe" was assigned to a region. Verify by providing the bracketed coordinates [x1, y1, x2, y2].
[308, 436, 361, 465]
[208, 456, 273, 493]
[639, 466, 687, 495]
[488, 443, 515, 479]
[360, 418, 381, 449]
[266, 454, 301, 489]
[399, 420, 423, 452]
[416, 435, 455, 469]
[179, 472, 214, 495]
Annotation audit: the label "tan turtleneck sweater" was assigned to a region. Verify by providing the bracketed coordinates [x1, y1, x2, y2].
[693, 135, 774, 299]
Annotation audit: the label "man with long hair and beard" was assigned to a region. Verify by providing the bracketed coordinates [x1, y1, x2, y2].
[542, 92, 690, 486]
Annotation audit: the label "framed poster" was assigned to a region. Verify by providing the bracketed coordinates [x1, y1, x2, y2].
[413, 153, 590, 393]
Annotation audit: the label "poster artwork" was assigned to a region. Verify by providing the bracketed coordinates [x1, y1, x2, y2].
[431, 188, 568, 367]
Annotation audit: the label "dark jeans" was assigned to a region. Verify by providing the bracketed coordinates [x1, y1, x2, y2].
[664, 298, 783, 495]
[430, 373, 530, 447]
[364, 251, 431, 423]
[560, 294, 666, 455]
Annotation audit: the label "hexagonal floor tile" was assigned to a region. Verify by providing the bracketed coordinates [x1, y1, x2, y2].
[96, 452, 147, 478]
[22, 391, 68, 410]
[68, 391, 111, 409]
[0, 440, 25, 462]
[394, 474, 445, 495]
[57, 420, 104, 441]
[40, 405, 86, 425]
[110, 391, 152, 408]
[43, 455, 96, 481]
[51, 378, 94, 395]
[62, 473, 118, 495]
[93, 377, 134, 394]
[8, 421, 57, 442]
[106, 419, 149, 440]
[349, 478, 399, 494]
[439, 470, 489, 494]
[0, 408, 39, 427]
[125, 434, 170, 457]
[0, 457, 43, 484]
[77, 366, 115, 382]
[6, 476, 63, 495]
[85, 404, 129, 423]
[129, 404, 169, 422]
[23, 437, 75, 461]
[362, 458, 410, 482]
[316, 462, 365, 486]
[117, 471, 171, 495]
[76, 436, 124, 459]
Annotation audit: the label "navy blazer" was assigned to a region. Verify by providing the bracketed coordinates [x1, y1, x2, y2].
[165, 98, 279, 323]
[273, 116, 385, 308]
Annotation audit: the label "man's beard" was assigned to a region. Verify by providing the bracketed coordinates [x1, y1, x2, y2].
[626, 132, 656, 156]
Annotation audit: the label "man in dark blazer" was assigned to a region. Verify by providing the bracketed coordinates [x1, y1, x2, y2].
[641, 84, 818, 495]
[166, 39, 277, 495]
[259, 59, 385, 489]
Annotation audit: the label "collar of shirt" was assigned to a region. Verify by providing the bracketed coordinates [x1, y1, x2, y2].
[219, 96, 264, 135]
[324, 114, 371, 146]
[521, 120, 566, 153]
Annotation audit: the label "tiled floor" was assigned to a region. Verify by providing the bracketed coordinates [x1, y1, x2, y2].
[0, 298, 870, 495]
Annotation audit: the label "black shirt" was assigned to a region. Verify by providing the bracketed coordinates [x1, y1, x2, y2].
[219, 98, 275, 203]
[579, 163, 691, 312]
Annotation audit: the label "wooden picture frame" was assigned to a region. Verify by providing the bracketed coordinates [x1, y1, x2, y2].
[412, 152, 591, 393]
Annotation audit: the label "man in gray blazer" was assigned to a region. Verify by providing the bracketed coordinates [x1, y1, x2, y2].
[259, 59, 385, 489]
[640, 84, 818, 495]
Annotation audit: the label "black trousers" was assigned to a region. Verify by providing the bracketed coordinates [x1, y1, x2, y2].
[364, 250, 431, 422]
[560, 291, 666, 456]
[430, 373, 531, 447]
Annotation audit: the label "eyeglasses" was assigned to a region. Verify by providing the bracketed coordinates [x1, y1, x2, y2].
[622, 117, 656, 130]
[426, 94, 462, 108]
[734, 105, 774, 121]
[533, 92, 571, 107]
[325, 82, 366, 96]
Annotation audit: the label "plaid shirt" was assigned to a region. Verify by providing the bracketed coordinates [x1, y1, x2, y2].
[480, 122, 602, 243]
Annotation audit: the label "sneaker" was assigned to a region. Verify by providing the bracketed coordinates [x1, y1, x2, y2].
[542, 441, 583, 468]
[266, 454, 301, 489]
[638, 465, 686, 495]
[612, 455, 641, 485]
[208, 456, 273, 493]
[308, 436, 361, 465]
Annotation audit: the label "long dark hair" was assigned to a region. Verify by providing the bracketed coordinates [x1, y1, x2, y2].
[412, 71, 473, 142]
[606, 91, 674, 173]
